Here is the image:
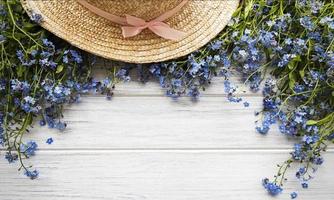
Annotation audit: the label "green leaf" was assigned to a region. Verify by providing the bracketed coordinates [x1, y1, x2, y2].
[306, 120, 318, 125]
[288, 55, 301, 70]
[289, 72, 296, 90]
[56, 65, 64, 74]
[244, 0, 254, 19]
[299, 70, 305, 78]
[14, 32, 25, 40]
[17, 65, 25, 77]
[23, 22, 37, 29]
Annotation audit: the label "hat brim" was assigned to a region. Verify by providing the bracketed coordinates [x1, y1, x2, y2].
[22, 0, 239, 63]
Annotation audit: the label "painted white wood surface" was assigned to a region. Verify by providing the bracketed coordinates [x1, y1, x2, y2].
[0, 68, 333, 200]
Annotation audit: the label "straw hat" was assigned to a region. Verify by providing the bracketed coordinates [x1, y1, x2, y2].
[21, 0, 239, 63]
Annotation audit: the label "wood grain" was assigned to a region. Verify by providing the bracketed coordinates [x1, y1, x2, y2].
[25, 96, 299, 150]
[0, 151, 333, 200]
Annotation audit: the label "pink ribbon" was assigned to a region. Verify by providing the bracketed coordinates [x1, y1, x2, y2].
[77, 0, 188, 41]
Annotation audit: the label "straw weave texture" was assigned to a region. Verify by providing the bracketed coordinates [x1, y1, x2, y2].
[22, 0, 239, 63]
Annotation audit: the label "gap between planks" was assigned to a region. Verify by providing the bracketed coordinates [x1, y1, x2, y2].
[1, 149, 334, 152]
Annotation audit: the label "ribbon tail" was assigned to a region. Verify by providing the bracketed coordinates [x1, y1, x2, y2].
[149, 25, 186, 41]
[121, 26, 144, 38]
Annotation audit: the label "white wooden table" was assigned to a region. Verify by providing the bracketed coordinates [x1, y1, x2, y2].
[1, 68, 333, 200]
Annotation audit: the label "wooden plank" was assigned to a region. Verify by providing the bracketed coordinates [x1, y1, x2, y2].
[0, 151, 333, 200]
[22, 96, 302, 150]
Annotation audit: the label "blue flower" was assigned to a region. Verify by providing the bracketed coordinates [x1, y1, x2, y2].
[39, 58, 57, 69]
[21, 96, 40, 113]
[293, 115, 304, 124]
[69, 50, 83, 64]
[313, 156, 324, 165]
[307, 32, 321, 42]
[116, 69, 130, 81]
[0, 5, 7, 16]
[171, 79, 182, 88]
[299, 16, 314, 31]
[262, 178, 283, 196]
[310, 1, 324, 14]
[188, 86, 200, 100]
[290, 192, 298, 199]
[149, 64, 161, 77]
[293, 38, 307, 54]
[291, 143, 306, 160]
[39, 120, 46, 126]
[278, 54, 296, 68]
[30, 12, 43, 24]
[213, 55, 220, 62]
[4, 152, 18, 163]
[16, 50, 36, 67]
[43, 83, 72, 104]
[63, 50, 83, 64]
[10, 79, 22, 92]
[284, 38, 293, 45]
[210, 40, 223, 50]
[294, 84, 305, 93]
[20, 141, 38, 157]
[224, 80, 242, 102]
[258, 30, 278, 47]
[243, 101, 250, 107]
[46, 137, 53, 144]
[159, 76, 166, 87]
[256, 125, 270, 134]
[262, 78, 276, 96]
[0, 129, 4, 146]
[40, 50, 53, 58]
[24, 169, 39, 179]
[263, 97, 279, 110]
[302, 134, 319, 144]
[189, 61, 202, 76]
[55, 122, 66, 131]
[309, 70, 324, 81]
[301, 182, 308, 189]
[42, 38, 55, 49]
[22, 81, 31, 95]
[62, 54, 69, 64]
[296, 167, 306, 179]
[221, 52, 231, 68]
[320, 16, 333, 25]
[0, 34, 5, 42]
[0, 79, 5, 91]
[31, 50, 38, 57]
[320, 17, 334, 29]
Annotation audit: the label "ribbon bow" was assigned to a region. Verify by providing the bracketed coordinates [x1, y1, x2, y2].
[77, 0, 188, 41]
[122, 15, 186, 41]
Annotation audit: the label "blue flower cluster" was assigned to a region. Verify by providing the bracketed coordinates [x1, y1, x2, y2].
[224, 80, 242, 103]
[24, 169, 39, 180]
[20, 141, 38, 158]
[262, 178, 283, 196]
[231, 29, 263, 92]
[245, 1, 334, 197]
[0, 4, 117, 179]
[148, 51, 225, 99]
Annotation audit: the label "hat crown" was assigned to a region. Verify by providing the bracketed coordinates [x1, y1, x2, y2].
[87, 0, 184, 20]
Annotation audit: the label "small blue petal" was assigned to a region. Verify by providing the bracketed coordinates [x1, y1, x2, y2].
[46, 138, 53, 145]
